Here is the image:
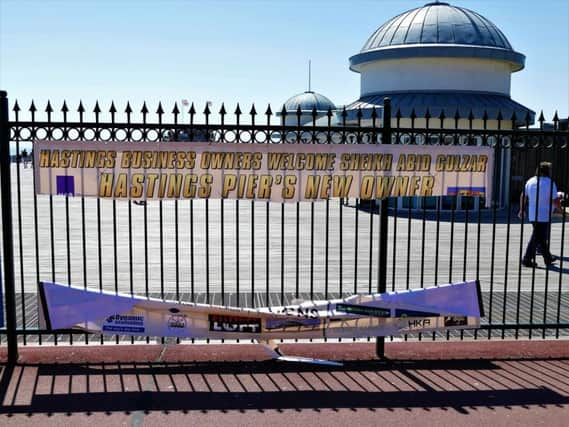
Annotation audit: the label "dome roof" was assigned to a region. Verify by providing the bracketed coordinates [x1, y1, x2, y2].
[281, 91, 336, 113]
[363, 2, 512, 51]
[350, 2, 525, 72]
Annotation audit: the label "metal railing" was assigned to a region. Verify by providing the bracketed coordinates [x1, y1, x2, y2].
[1, 90, 568, 363]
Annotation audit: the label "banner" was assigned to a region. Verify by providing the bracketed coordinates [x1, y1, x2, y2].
[39, 280, 483, 340]
[34, 141, 494, 205]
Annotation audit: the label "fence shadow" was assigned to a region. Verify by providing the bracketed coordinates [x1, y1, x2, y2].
[1, 359, 568, 416]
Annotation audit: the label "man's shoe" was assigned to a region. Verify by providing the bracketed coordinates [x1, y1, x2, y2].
[545, 256, 558, 267]
[522, 260, 538, 268]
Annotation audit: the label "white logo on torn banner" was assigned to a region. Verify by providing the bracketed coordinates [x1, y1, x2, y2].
[209, 314, 261, 333]
[167, 307, 187, 329]
[103, 314, 145, 333]
[168, 314, 187, 329]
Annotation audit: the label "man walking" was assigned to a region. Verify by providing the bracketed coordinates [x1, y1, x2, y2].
[20, 148, 29, 168]
[519, 161, 560, 268]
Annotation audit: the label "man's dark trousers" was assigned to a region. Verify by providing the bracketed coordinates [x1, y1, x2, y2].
[524, 222, 553, 263]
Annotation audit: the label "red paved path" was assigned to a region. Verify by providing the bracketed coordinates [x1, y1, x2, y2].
[1, 341, 568, 426]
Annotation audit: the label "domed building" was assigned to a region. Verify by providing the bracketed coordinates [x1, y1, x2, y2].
[342, 1, 535, 210]
[346, 1, 534, 131]
[278, 90, 337, 126]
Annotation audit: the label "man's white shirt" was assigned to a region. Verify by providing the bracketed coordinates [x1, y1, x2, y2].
[525, 176, 558, 222]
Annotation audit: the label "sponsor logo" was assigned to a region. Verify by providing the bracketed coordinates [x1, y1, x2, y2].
[335, 303, 390, 318]
[168, 314, 186, 329]
[105, 314, 144, 325]
[395, 309, 440, 317]
[265, 318, 321, 330]
[407, 318, 431, 329]
[103, 314, 145, 333]
[279, 307, 319, 319]
[209, 315, 261, 333]
[444, 316, 467, 327]
[447, 186, 486, 197]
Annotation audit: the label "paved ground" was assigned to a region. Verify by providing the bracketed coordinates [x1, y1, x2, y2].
[0, 341, 568, 426]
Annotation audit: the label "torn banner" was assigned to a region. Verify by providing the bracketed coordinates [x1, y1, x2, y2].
[39, 280, 483, 339]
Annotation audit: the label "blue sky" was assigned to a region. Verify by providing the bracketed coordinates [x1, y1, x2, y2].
[1, 0, 568, 124]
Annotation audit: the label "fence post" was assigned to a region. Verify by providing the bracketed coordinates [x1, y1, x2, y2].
[376, 97, 391, 359]
[0, 90, 18, 363]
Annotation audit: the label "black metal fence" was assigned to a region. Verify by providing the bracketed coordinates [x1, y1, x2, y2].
[1, 90, 568, 363]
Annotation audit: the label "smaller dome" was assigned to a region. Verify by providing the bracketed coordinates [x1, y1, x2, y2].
[282, 91, 336, 113]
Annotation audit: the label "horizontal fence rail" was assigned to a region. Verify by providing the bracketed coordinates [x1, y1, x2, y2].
[1, 92, 569, 362]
